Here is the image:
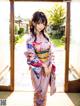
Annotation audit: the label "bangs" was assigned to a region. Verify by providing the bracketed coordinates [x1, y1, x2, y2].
[32, 11, 47, 26]
[36, 18, 47, 25]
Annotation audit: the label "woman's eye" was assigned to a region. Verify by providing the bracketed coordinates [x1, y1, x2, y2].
[37, 22, 40, 24]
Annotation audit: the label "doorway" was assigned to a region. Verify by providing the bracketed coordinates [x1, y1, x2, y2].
[2, 0, 80, 93]
[14, 1, 66, 92]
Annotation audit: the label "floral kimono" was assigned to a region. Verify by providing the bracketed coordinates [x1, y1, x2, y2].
[24, 35, 56, 106]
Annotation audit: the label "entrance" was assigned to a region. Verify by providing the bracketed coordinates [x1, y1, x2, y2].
[0, 0, 80, 92]
[14, 2, 66, 92]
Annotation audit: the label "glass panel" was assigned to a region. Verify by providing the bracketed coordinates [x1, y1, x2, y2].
[69, 2, 80, 81]
[0, 1, 10, 86]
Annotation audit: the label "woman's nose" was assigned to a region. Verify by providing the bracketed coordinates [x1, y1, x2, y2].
[40, 24, 44, 27]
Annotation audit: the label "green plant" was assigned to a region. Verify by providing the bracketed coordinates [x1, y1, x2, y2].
[51, 38, 64, 47]
[19, 33, 24, 38]
[61, 35, 65, 43]
[15, 35, 19, 44]
[15, 33, 25, 44]
[18, 27, 24, 34]
[48, 3, 65, 25]
[14, 24, 18, 34]
[47, 3, 66, 39]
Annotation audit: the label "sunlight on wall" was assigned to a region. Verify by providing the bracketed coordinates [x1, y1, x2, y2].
[69, 2, 80, 78]
[0, 1, 10, 39]
[71, 2, 80, 43]
[0, 1, 10, 85]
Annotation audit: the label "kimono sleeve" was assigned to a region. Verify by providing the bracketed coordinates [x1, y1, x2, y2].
[49, 42, 55, 64]
[24, 38, 42, 67]
[50, 43, 56, 74]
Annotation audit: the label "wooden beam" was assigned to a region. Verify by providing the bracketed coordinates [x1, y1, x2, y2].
[0, 86, 11, 91]
[68, 79, 80, 92]
[14, 0, 71, 2]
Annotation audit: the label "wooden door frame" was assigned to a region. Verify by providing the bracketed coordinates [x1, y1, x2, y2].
[64, 2, 70, 92]
[0, 0, 14, 91]
[0, 0, 71, 91]
[65, 2, 80, 92]
[14, 0, 71, 1]
[10, 0, 14, 91]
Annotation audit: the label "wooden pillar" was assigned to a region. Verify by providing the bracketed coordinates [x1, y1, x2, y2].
[64, 1, 70, 92]
[10, 0, 14, 91]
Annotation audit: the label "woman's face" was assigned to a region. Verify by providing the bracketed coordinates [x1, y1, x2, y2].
[35, 23, 45, 33]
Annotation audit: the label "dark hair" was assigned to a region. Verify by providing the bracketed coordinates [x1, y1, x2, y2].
[30, 11, 49, 42]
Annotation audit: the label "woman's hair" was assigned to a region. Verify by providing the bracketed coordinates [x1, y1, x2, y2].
[30, 11, 49, 41]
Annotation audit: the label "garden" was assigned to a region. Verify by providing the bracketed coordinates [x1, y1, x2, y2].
[15, 3, 66, 48]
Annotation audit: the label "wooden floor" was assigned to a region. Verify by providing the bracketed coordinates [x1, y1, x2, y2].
[0, 92, 80, 106]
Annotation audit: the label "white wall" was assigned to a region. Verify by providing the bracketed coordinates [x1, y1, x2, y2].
[0, 1, 10, 72]
[69, 2, 80, 76]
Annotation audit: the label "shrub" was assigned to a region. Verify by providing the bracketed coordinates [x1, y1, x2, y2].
[19, 33, 24, 38]
[18, 27, 24, 34]
[47, 25, 65, 39]
[14, 24, 18, 34]
[15, 35, 19, 44]
[61, 35, 65, 43]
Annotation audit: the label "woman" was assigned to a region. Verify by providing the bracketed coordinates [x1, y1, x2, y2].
[24, 11, 56, 106]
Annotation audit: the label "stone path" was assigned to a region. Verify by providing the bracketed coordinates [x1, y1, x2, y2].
[0, 92, 80, 106]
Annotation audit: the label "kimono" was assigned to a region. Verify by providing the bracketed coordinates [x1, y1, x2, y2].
[24, 35, 56, 106]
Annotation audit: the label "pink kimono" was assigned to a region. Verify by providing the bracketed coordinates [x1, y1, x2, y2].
[24, 35, 56, 106]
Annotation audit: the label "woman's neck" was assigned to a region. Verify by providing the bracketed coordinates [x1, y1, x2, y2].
[36, 32, 43, 37]
[34, 29, 46, 42]
[36, 31, 41, 36]
[36, 33, 46, 42]
[35, 30, 42, 38]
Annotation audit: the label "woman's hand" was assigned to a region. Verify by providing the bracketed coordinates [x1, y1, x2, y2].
[42, 63, 52, 76]
[24, 52, 35, 61]
[49, 52, 55, 61]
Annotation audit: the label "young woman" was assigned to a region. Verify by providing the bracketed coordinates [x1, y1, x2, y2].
[24, 11, 56, 106]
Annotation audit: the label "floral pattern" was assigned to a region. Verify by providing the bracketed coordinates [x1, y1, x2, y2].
[24, 35, 56, 106]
